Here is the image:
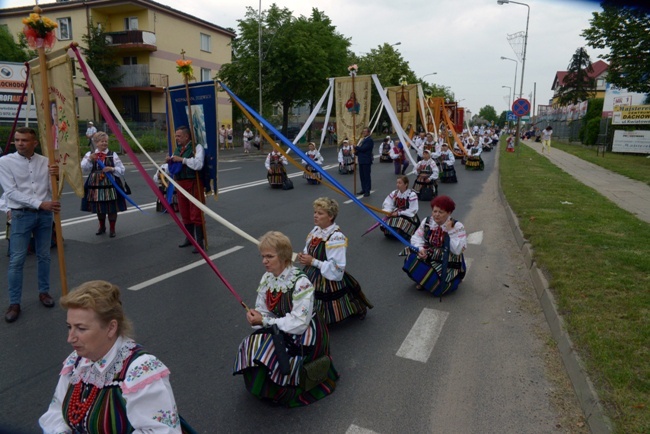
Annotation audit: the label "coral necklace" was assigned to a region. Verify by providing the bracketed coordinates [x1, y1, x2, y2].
[266, 289, 283, 311]
[67, 382, 99, 426]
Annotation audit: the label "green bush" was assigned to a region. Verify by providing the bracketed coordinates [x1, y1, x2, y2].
[584, 117, 600, 145]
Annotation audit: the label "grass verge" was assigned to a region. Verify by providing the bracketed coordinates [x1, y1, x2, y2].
[499, 141, 650, 433]
[552, 141, 650, 187]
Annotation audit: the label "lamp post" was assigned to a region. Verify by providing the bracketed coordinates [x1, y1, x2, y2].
[421, 72, 437, 82]
[502, 85, 512, 109]
[391, 42, 401, 47]
[500, 56, 518, 107]
[498, 0, 529, 148]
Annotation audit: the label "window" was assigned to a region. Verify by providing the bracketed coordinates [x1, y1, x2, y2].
[123, 57, 138, 65]
[201, 68, 211, 82]
[57, 18, 72, 40]
[71, 59, 76, 78]
[596, 78, 605, 88]
[125, 17, 138, 30]
[200, 33, 211, 52]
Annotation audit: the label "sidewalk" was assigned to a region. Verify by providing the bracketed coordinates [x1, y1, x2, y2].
[521, 139, 650, 224]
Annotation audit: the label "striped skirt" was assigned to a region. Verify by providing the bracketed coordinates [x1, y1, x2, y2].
[81, 172, 127, 214]
[303, 266, 373, 324]
[381, 215, 420, 239]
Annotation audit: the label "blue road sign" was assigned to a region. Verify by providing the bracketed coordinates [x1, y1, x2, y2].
[506, 111, 517, 121]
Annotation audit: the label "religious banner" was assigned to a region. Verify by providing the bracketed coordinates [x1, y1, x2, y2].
[386, 84, 417, 135]
[167, 81, 218, 194]
[29, 48, 84, 197]
[335, 74, 371, 144]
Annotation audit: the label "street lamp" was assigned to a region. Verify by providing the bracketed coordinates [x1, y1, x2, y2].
[500, 56, 518, 107]
[497, 0, 530, 148]
[391, 42, 402, 47]
[502, 86, 512, 109]
[421, 72, 437, 81]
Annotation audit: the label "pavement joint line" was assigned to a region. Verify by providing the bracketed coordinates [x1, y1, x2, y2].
[396, 307, 449, 363]
[498, 147, 612, 433]
[127, 245, 244, 291]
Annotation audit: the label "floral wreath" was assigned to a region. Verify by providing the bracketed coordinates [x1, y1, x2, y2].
[348, 64, 358, 77]
[176, 59, 194, 81]
[22, 11, 58, 49]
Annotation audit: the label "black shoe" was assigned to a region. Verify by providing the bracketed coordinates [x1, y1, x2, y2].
[179, 239, 192, 248]
[96, 227, 106, 235]
[363, 193, 370, 197]
[39, 293, 55, 308]
[356, 191, 365, 195]
[109, 231, 116, 238]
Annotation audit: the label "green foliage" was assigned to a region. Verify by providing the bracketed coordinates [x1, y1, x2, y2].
[421, 82, 455, 102]
[498, 110, 507, 126]
[80, 21, 123, 91]
[478, 105, 498, 124]
[584, 117, 601, 145]
[578, 97, 604, 142]
[218, 5, 350, 134]
[582, 2, 650, 94]
[556, 47, 596, 105]
[0, 27, 29, 62]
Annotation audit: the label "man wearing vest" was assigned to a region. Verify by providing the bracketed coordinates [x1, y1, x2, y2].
[166, 126, 205, 253]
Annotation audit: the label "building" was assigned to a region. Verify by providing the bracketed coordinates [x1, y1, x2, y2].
[550, 59, 609, 105]
[0, 0, 234, 126]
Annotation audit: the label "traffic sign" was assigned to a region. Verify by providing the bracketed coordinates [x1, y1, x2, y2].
[512, 98, 531, 117]
[506, 111, 517, 121]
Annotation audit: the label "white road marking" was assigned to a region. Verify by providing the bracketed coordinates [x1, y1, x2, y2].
[346, 425, 380, 434]
[466, 230, 483, 245]
[465, 257, 473, 274]
[127, 246, 244, 291]
[396, 307, 449, 363]
[343, 190, 376, 204]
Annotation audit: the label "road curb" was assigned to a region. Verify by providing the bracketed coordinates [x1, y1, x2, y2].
[497, 172, 612, 434]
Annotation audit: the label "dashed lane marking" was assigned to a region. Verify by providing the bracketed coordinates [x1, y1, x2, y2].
[396, 307, 449, 363]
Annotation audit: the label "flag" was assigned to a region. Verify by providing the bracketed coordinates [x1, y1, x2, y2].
[387, 84, 418, 136]
[335, 75, 372, 144]
[29, 48, 84, 197]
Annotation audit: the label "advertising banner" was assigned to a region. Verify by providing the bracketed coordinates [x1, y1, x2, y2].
[612, 130, 650, 154]
[612, 105, 650, 125]
[0, 62, 37, 122]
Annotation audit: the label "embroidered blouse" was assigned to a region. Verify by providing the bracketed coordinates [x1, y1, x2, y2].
[39, 336, 181, 434]
[255, 266, 315, 335]
[265, 152, 288, 170]
[382, 189, 419, 218]
[81, 149, 125, 177]
[411, 217, 467, 256]
[302, 223, 347, 282]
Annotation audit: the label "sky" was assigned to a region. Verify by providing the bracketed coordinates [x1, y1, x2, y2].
[2, 0, 613, 117]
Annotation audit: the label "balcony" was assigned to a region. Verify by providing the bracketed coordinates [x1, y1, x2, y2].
[105, 30, 156, 52]
[110, 65, 168, 92]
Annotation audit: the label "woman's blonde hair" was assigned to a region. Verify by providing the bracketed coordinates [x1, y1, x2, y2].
[313, 197, 339, 221]
[91, 131, 108, 144]
[258, 231, 293, 267]
[61, 280, 133, 337]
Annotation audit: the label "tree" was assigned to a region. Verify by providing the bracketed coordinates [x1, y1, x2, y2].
[0, 27, 29, 62]
[478, 105, 499, 125]
[582, 2, 650, 94]
[556, 47, 596, 105]
[80, 21, 123, 92]
[218, 5, 350, 134]
[421, 82, 455, 103]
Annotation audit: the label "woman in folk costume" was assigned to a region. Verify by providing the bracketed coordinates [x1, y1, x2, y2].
[438, 143, 458, 183]
[233, 231, 339, 407]
[297, 198, 373, 324]
[381, 175, 420, 239]
[302, 142, 324, 184]
[39, 280, 193, 433]
[506, 132, 516, 152]
[422, 132, 437, 155]
[465, 141, 485, 171]
[389, 142, 410, 175]
[337, 140, 355, 174]
[480, 133, 492, 151]
[379, 136, 393, 163]
[265, 148, 289, 189]
[412, 149, 439, 201]
[405, 195, 467, 297]
[81, 132, 127, 238]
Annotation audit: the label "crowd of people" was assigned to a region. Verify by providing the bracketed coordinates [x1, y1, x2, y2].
[0, 120, 488, 429]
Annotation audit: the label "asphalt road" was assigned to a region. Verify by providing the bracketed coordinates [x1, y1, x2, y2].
[0, 143, 578, 433]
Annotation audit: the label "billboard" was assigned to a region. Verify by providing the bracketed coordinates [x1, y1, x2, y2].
[0, 62, 37, 122]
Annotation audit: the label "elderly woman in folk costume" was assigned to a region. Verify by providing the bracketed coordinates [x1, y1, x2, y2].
[301, 142, 324, 185]
[297, 198, 373, 324]
[404, 195, 467, 297]
[438, 143, 458, 183]
[381, 175, 420, 239]
[265, 147, 289, 189]
[413, 149, 439, 201]
[337, 139, 355, 174]
[379, 136, 393, 163]
[81, 132, 127, 238]
[234, 231, 339, 407]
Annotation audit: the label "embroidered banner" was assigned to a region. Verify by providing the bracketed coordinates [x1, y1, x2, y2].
[387, 85, 418, 136]
[167, 81, 218, 193]
[335, 75, 371, 144]
[29, 48, 84, 197]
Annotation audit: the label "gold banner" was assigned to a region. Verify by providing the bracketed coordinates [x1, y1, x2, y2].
[335, 75, 371, 144]
[387, 84, 418, 136]
[29, 48, 84, 197]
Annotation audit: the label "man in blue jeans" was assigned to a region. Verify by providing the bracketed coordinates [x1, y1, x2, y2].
[0, 127, 60, 323]
[355, 127, 375, 197]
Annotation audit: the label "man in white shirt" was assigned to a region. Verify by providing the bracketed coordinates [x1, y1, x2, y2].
[85, 121, 97, 150]
[0, 127, 60, 323]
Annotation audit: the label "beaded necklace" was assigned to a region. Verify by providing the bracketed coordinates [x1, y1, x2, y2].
[67, 382, 99, 426]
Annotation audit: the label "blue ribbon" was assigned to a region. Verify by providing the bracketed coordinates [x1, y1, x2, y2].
[165, 161, 183, 206]
[219, 81, 418, 252]
[96, 160, 146, 212]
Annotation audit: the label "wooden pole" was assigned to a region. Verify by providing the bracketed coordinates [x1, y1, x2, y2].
[352, 74, 358, 196]
[34, 10, 68, 295]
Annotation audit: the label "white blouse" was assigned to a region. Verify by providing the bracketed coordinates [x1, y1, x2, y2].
[411, 217, 467, 256]
[382, 189, 419, 217]
[81, 149, 125, 177]
[302, 223, 347, 282]
[301, 150, 324, 166]
[39, 336, 182, 433]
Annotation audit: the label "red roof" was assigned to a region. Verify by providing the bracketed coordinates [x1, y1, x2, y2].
[552, 60, 608, 90]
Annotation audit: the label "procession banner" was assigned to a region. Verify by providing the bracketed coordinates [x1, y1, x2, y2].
[0, 62, 37, 122]
[335, 75, 371, 143]
[386, 85, 417, 135]
[29, 48, 84, 197]
[167, 81, 218, 193]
